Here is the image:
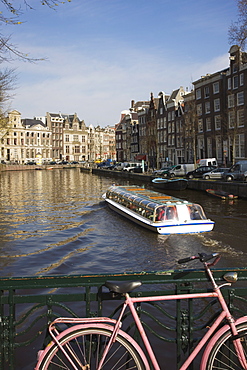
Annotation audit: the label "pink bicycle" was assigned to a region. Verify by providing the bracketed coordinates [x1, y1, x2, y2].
[35, 253, 247, 369]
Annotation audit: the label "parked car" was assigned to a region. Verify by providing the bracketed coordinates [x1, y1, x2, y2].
[169, 163, 195, 177]
[198, 158, 218, 167]
[132, 165, 148, 173]
[57, 160, 68, 165]
[152, 166, 175, 177]
[186, 165, 217, 179]
[24, 161, 36, 165]
[223, 160, 247, 182]
[122, 163, 142, 172]
[202, 168, 229, 180]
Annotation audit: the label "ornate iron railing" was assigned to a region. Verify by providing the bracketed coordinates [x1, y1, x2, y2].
[1, 266, 247, 369]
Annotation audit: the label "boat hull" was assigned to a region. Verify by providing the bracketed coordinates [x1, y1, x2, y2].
[206, 189, 238, 200]
[152, 178, 188, 191]
[105, 198, 214, 235]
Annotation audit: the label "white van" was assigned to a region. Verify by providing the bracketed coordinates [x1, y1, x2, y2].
[199, 158, 218, 167]
[169, 164, 195, 177]
[122, 162, 142, 172]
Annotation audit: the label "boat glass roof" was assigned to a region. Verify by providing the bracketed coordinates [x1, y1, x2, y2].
[109, 186, 191, 206]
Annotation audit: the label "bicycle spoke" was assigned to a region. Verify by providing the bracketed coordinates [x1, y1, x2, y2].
[37, 327, 146, 369]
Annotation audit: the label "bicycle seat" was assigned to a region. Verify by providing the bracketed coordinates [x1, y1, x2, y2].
[104, 280, 142, 294]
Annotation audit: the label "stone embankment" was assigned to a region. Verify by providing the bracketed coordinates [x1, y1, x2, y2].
[1, 164, 246, 199]
[92, 168, 247, 199]
[0, 163, 80, 171]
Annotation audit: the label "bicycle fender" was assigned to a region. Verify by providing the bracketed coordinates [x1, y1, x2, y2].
[200, 316, 247, 370]
[35, 322, 151, 370]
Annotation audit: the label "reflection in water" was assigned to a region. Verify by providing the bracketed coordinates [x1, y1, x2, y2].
[0, 169, 247, 277]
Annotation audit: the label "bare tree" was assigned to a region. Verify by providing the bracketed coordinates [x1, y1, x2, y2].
[0, 0, 71, 62]
[0, 67, 16, 133]
[0, 0, 71, 130]
[183, 92, 198, 166]
[229, 0, 247, 50]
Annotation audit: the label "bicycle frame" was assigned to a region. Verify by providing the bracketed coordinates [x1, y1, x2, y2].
[97, 260, 247, 370]
[36, 254, 247, 370]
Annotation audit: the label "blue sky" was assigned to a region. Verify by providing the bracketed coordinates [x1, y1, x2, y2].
[4, 0, 238, 126]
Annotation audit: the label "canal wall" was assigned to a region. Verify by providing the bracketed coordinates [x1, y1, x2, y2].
[92, 168, 247, 199]
[0, 163, 80, 171]
[1, 165, 246, 199]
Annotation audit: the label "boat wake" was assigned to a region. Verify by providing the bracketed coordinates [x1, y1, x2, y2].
[197, 233, 244, 258]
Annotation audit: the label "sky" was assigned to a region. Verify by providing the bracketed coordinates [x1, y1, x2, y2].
[2, 0, 239, 127]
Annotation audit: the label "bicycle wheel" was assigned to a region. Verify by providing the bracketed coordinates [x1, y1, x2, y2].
[204, 323, 247, 369]
[37, 326, 147, 370]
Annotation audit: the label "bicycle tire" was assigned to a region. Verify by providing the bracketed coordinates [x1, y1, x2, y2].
[203, 322, 247, 369]
[37, 326, 147, 370]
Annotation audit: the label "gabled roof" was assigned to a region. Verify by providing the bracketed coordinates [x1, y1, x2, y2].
[22, 118, 46, 128]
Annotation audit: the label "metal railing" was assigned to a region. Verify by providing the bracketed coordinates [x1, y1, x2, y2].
[1, 266, 247, 369]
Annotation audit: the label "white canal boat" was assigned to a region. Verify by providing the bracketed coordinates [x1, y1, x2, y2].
[103, 185, 214, 235]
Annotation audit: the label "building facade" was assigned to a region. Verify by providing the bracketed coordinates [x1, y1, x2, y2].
[1, 111, 116, 164]
[117, 45, 247, 168]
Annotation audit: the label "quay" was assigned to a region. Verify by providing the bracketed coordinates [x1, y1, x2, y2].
[92, 168, 247, 199]
[1, 164, 246, 198]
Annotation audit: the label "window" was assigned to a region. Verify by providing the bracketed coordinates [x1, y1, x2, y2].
[228, 111, 235, 128]
[160, 107, 163, 115]
[235, 134, 245, 158]
[216, 136, 222, 160]
[172, 134, 175, 145]
[198, 119, 203, 132]
[214, 98, 220, 112]
[240, 73, 244, 86]
[73, 135, 79, 141]
[207, 137, 212, 157]
[237, 109, 244, 127]
[233, 75, 238, 89]
[65, 145, 69, 154]
[237, 91, 244, 105]
[228, 94, 234, 108]
[74, 145, 80, 153]
[204, 86, 210, 98]
[214, 115, 221, 130]
[65, 134, 69, 142]
[213, 82, 219, 94]
[228, 78, 231, 90]
[196, 89, 201, 99]
[206, 117, 211, 131]
[197, 104, 202, 116]
[205, 101, 210, 114]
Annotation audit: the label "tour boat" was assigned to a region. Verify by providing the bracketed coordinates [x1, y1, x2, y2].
[103, 185, 214, 235]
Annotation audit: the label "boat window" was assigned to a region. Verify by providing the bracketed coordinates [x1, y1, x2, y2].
[155, 206, 166, 221]
[165, 206, 178, 220]
[155, 206, 178, 221]
[187, 205, 206, 220]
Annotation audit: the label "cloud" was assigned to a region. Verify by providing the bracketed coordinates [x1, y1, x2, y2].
[11, 40, 230, 126]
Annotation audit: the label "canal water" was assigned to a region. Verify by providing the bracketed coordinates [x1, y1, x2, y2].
[0, 168, 247, 278]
